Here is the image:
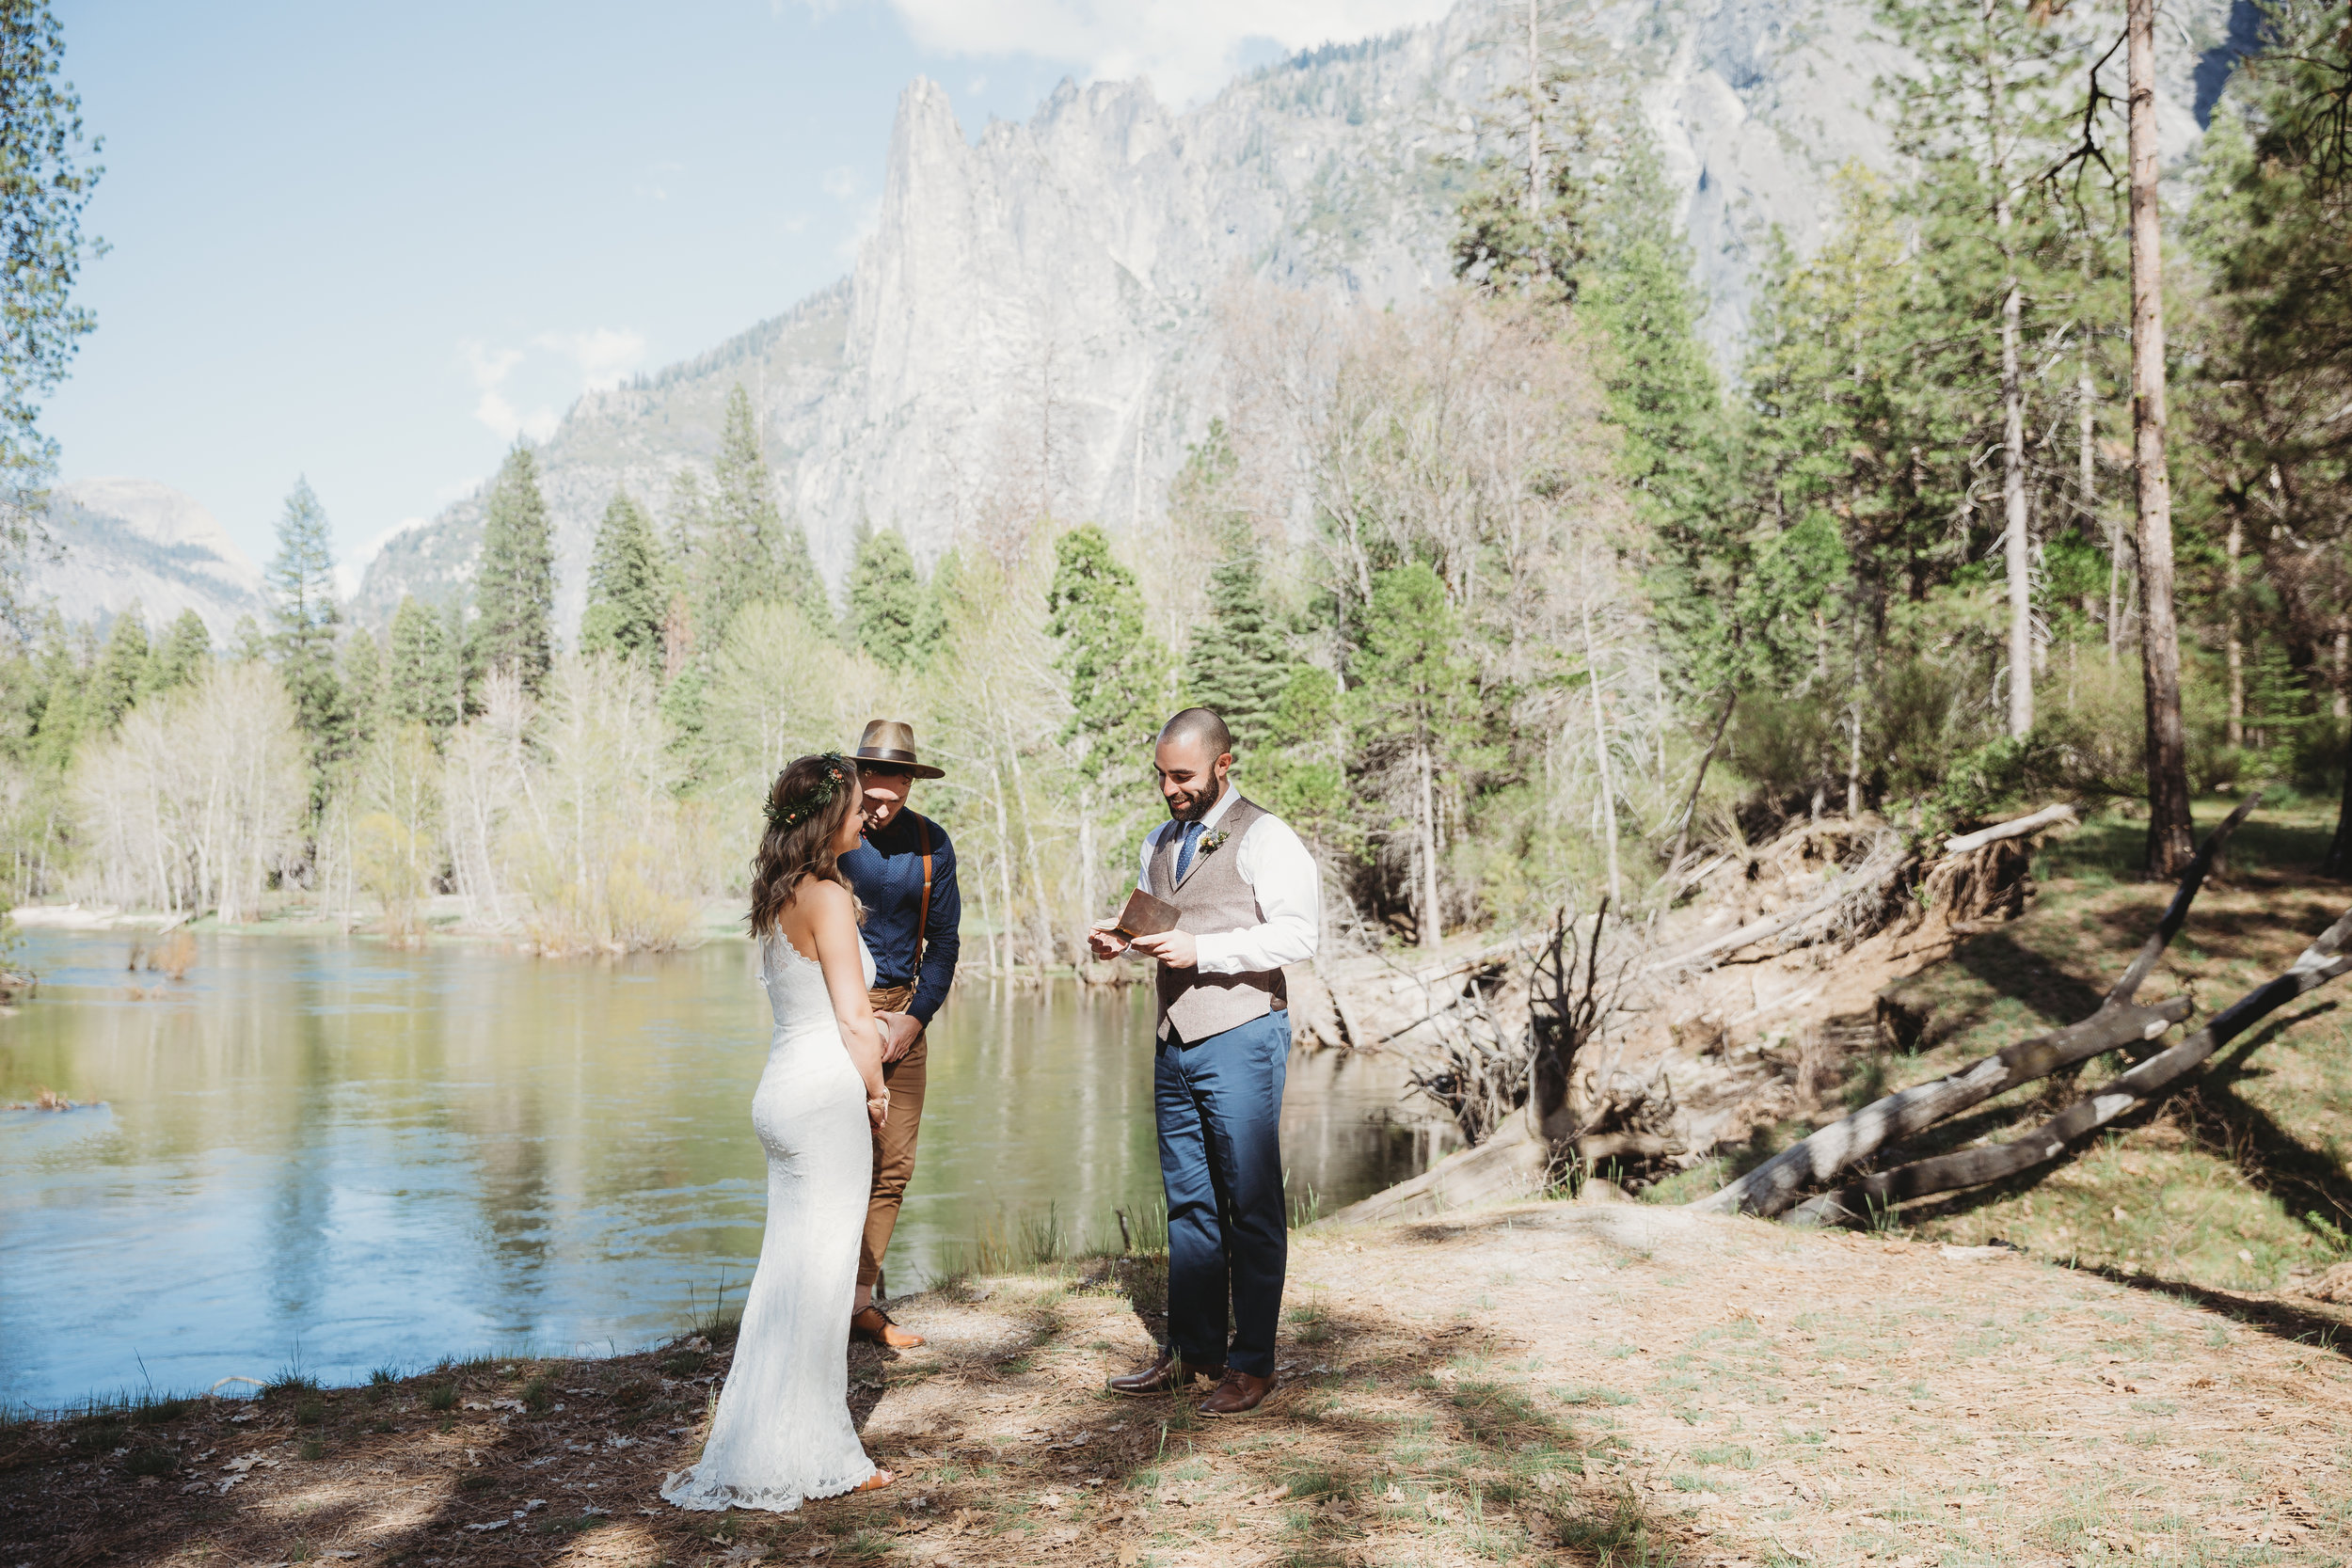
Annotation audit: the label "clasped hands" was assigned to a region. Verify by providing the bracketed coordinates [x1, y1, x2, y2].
[1087, 922, 1197, 969]
[875, 1009, 922, 1063]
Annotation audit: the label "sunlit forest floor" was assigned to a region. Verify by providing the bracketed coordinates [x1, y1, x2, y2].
[1655, 794, 2352, 1299]
[7, 1190, 2350, 1567]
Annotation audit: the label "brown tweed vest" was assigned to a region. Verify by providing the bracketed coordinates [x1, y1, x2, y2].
[1147, 794, 1289, 1042]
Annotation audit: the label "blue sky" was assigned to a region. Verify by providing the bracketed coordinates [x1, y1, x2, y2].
[40, 1, 1455, 584]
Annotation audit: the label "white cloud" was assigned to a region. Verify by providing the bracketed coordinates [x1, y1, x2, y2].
[460, 339, 556, 442]
[815, 0, 1458, 104]
[534, 326, 649, 390]
[333, 516, 429, 600]
[821, 165, 862, 199]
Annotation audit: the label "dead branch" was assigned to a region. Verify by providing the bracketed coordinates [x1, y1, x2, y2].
[1692, 796, 2257, 1220]
[1795, 896, 2352, 1225]
[1645, 823, 1912, 974]
[1942, 801, 2078, 855]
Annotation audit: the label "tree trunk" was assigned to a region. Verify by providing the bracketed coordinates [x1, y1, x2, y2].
[2129, 0, 2196, 876]
[1522, 0, 1543, 215]
[2324, 730, 2352, 878]
[1578, 562, 1622, 903]
[1989, 2, 2033, 738]
[2225, 511, 2245, 748]
[1846, 589, 1867, 818]
[1669, 689, 1737, 867]
[2334, 623, 2347, 720]
[1417, 743, 1442, 951]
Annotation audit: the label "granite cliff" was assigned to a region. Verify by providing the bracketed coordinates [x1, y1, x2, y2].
[352, 0, 2249, 637]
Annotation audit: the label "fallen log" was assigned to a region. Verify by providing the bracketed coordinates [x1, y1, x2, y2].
[1793, 895, 2352, 1224]
[1942, 801, 2078, 855]
[1691, 795, 2258, 1220]
[1645, 825, 1911, 974]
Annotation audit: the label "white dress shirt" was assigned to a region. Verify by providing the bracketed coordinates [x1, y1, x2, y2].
[1133, 786, 1321, 974]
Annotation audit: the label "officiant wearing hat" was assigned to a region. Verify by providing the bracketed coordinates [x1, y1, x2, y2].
[838, 719, 959, 1349]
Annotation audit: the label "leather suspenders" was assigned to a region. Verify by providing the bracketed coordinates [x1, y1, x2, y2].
[914, 815, 934, 974]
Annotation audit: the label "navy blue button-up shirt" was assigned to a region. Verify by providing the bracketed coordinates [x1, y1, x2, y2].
[840, 810, 961, 1026]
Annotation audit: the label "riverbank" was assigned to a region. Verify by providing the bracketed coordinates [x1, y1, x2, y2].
[8, 1190, 2349, 1567]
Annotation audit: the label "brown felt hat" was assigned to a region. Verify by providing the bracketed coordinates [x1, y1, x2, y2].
[850, 718, 945, 779]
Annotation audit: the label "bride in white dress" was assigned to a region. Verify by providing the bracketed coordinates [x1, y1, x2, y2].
[663, 752, 897, 1511]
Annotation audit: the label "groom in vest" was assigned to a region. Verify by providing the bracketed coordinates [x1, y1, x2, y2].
[1089, 706, 1320, 1417]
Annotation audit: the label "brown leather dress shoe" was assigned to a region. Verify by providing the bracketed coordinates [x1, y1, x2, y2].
[850, 1306, 924, 1349]
[1107, 1352, 1224, 1397]
[1197, 1370, 1274, 1418]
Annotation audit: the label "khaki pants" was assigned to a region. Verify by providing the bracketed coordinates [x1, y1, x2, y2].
[860, 982, 928, 1289]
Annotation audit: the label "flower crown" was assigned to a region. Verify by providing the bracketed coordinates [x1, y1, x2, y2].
[765, 752, 853, 834]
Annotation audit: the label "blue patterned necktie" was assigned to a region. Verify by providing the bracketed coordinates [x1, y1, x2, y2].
[1175, 819, 1205, 881]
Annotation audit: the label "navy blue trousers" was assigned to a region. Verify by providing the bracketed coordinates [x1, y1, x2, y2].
[1154, 1008, 1291, 1379]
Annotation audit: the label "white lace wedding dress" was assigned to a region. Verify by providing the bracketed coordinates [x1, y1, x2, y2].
[661, 931, 879, 1512]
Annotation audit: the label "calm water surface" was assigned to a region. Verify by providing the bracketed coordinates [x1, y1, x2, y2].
[0, 929, 1453, 1408]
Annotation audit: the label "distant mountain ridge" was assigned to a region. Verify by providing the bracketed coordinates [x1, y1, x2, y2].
[352, 0, 2246, 637]
[30, 478, 271, 637]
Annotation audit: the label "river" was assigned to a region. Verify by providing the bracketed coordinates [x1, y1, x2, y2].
[0, 928, 1454, 1410]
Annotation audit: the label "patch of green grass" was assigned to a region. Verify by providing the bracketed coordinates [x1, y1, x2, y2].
[71, 1421, 125, 1453]
[540, 1512, 609, 1537]
[1689, 1443, 1756, 1468]
[267, 1365, 321, 1396]
[294, 1395, 326, 1426]
[131, 1396, 190, 1426]
[458, 1472, 495, 1493]
[1558, 1383, 1635, 1407]
[660, 1350, 708, 1377]
[423, 1384, 458, 1412]
[1549, 1483, 1681, 1565]
[122, 1446, 178, 1476]
[521, 1374, 554, 1413]
[297, 1438, 326, 1461]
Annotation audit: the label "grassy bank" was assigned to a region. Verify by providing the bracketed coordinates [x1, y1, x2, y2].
[7, 1187, 2350, 1567]
[1650, 795, 2352, 1301]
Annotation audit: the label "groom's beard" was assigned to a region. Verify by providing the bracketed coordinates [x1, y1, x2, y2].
[1166, 774, 1225, 824]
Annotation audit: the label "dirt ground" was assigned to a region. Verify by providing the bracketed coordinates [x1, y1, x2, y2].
[8, 1190, 2350, 1568]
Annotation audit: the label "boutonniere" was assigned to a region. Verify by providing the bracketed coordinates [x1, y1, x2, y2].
[1199, 830, 1231, 856]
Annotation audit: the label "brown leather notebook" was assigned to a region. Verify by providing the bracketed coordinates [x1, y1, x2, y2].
[1114, 888, 1181, 940]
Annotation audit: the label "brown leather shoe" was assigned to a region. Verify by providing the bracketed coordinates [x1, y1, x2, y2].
[1107, 1352, 1224, 1397]
[1197, 1370, 1274, 1418]
[850, 1306, 924, 1349]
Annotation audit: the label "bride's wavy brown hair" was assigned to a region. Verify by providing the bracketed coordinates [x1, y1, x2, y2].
[748, 753, 864, 937]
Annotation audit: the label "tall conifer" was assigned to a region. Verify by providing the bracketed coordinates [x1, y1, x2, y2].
[848, 524, 925, 670]
[91, 609, 147, 728]
[149, 610, 210, 694]
[388, 595, 460, 733]
[342, 626, 384, 754]
[267, 477, 349, 800]
[469, 443, 555, 697]
[580, 486, 668, 670]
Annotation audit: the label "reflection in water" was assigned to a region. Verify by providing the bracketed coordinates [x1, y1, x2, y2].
[0, 930, 1454, 1407]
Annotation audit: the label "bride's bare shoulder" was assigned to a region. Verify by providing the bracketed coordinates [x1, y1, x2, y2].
[791, 879, 855, 922]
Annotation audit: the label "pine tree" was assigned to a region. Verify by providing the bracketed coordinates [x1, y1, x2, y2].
[1348, 562, 1479, 948]
[91, 609, 148, 728]
[849, 524, 926, 670]
[149, 610, 210, 694]
[342, 626, 384, 755]
[229, 614, 266, 662]
[1449, 0, 1599, 308]
[387, 595, 460, 733]
[267, 477, 350, 800]
[469, 442, 555, 697]
[1185, 546, 1293, 760]
[698, 385, 833, 644]
[1047, 524, 1172, 922]
[579, 486, 669, 670]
